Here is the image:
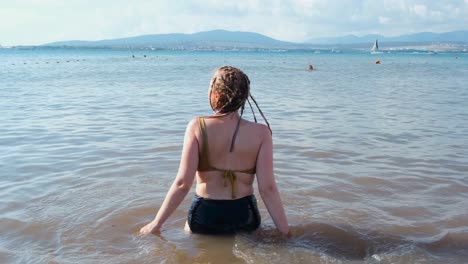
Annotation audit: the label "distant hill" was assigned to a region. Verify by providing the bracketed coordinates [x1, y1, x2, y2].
[41, 29, 468, 51]
[307, 30, 468, 44]
[43, 30, 299, 50]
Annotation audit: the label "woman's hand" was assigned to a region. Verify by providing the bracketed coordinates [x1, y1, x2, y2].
[140, 221, 161, 235]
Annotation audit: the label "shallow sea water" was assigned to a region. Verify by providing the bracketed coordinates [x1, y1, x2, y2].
[1, 49, 467, 263]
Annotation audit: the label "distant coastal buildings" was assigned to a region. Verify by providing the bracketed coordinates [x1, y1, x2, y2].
[384, 42, 468, 53]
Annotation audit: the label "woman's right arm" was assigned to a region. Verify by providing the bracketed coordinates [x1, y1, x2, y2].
[140, 118, 199, 235]
[256, 126, 289, 235]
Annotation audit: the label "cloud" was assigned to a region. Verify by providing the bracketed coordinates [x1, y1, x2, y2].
[379, 16, 392, 24]
[0, 0, 467, 45]
[412, 4, 428, 17]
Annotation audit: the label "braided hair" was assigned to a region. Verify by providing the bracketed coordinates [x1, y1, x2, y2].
[209, 66, 271, 152]
[209, 66, 250, 113]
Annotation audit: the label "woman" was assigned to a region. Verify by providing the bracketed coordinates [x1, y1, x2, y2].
[140, 66, 289, 235]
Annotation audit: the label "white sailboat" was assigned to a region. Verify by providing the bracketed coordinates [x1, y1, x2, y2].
[370, 39, 382, 54]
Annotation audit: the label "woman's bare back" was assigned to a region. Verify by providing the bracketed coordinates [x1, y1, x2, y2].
[195, 112, 268, 199]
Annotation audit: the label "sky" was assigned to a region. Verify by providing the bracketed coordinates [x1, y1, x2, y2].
[1, 0, 467, 46]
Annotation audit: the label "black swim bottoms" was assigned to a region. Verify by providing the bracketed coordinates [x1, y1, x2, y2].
[187, 194, 261, 234]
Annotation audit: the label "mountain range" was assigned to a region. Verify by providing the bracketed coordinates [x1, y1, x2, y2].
[45, 30, 297, 49]
[43, 29, 468, 50]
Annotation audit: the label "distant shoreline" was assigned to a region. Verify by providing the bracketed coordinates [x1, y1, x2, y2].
[2, 43, 467, 53]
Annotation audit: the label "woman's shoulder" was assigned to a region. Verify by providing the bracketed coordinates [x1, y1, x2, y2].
[242, 119, 271, 135]
[187, 117, 200, 126]
[184, 117, 203, 135]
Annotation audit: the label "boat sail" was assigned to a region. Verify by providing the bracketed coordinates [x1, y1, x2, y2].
[371, 39, 382, 54]
[371, 39, 378, 51]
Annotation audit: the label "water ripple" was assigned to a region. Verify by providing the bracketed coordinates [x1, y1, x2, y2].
[1, 50, 467, 263]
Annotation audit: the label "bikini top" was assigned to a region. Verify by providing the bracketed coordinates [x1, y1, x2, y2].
[197, 117, 256, 199]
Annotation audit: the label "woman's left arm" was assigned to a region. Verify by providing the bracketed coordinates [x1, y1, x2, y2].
[140, 118, 199, 234]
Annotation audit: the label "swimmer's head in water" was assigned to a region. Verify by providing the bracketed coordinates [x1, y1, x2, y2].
[209, 66, 250, 113]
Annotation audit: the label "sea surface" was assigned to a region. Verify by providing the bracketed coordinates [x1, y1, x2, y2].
[1, 48, 467, 263]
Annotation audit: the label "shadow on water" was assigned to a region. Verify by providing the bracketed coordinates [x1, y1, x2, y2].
[141, 221, 468, 263]
[233, 222, 468, 262]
